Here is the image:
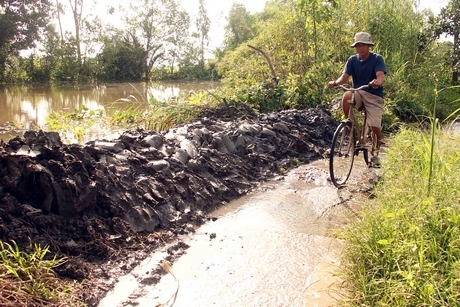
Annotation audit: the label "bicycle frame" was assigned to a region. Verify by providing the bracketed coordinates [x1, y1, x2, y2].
[329, 84, 372, 187]
[347, 91, 370, 155]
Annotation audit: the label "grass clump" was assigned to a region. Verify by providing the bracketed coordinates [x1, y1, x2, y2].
[111, 89, 220, 131]
[46, 107, 112, 144]
[0, 240, 85, 306]
[45, 88, 221, 144]
[341, 125, 460, 306]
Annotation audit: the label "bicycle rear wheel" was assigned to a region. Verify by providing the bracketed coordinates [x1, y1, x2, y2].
[329, 122, 355, 187]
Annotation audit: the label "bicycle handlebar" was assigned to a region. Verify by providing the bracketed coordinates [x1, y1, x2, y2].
[333, 84, 370, 92]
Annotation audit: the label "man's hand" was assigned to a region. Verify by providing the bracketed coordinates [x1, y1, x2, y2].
[327, 81, 337, 88]
[370, 79, 381, 89]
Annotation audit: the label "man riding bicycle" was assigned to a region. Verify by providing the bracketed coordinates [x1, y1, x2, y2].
[327, 32, 387, 167]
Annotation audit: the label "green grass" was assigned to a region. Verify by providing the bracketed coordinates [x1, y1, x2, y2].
[45, 88, 221, 143]
[46, 107, 111, 143]
[110, 88, 221, 131]
[340, 124, 460, 306]
[0, 241, 85, 306]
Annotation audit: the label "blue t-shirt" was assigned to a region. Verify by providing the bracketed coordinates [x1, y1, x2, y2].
[343, 52, 387, 98]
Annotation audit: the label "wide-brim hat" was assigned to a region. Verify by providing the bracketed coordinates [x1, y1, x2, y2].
[351, 32, 375, 47]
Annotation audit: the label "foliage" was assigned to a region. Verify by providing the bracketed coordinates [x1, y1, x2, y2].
[123, 0, 191, 80]
[230, 59, 337, 112]
[97, 32, 145, 81]
[233, 79, 288, 112]
[341, 123, 460, 306]
[153, 53, 219, 81]
[110, 90, 218, 132]
[67, 0, 84, 66]
[297, 0, 339, 59]
[0, 0, 53, 82]
[436, 0, 460, 84]
[216, 0, 460, 127]
[51, 0, 103, 82]
[0, 0, 214, 83]
[218, 2, 298, 85]
[222, 3, 260, 52]
[45, 106, 113, 144]
[195, 0, 211, 66]
[218, 0, 349, 111]
[437, 86, 460, 119]
[0, 240, 85, 306]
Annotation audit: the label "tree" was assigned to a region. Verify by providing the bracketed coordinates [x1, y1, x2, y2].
[68, 0, 83, 66]
[196, 0, 210, 66]
[437, 0, 460, 84]
[297, 0, 338, 59]
[24, 24, 61, 82]
[97, 32, 146, 81]
[0, 0, 53, 81]
[55, 0, 65, 45]
[169, 0, 211, 80]
[49, 0, 103, 81]
[124, 0, 190, 80]
[223, 3, 258, 52]
[165, 9, 191, 76]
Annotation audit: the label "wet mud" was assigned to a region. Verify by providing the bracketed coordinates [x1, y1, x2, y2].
[0, 103, 339, 306]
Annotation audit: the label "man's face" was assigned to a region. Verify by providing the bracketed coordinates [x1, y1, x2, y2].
[354, 43, 370, 55]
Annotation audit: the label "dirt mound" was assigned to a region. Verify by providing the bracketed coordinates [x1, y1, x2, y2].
[0, 105, 338, 305]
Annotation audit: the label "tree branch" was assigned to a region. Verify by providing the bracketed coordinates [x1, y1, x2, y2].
[247, 44, 278, 83]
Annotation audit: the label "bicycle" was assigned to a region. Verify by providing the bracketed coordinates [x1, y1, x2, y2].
[329, 84, 376, 187]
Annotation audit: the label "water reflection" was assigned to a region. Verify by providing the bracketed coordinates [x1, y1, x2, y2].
[0, 81, 220, 141]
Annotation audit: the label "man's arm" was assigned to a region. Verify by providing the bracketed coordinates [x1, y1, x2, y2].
[370, 70, 385, 88]
[328, 73, 350, 88]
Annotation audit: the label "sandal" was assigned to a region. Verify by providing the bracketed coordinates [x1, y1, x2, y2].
[370, 156, 381, 168]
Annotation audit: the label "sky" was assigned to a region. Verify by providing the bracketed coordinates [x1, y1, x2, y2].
[417, 0, 448, 14]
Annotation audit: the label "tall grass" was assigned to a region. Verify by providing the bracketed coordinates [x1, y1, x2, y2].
[341, 120, 460, 306]
[45, 88, 221, 144]
[110, 90, 219, 132]
[0, 241, 85, 306]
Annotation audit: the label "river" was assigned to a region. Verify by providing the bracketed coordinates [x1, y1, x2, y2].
[0, 81, 220, 142]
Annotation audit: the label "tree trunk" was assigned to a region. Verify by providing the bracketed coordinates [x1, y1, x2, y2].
[453, 32, 459, 85]
[69, 0, 82, 67]
[56, 0, 64, 46]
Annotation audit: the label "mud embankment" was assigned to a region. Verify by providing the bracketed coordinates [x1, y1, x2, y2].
[0, 104, 338, 305]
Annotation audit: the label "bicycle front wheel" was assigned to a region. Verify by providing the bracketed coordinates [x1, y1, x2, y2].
[329, 122, 355, 187]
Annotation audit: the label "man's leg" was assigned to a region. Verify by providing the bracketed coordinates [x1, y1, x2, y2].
[371, 126, 382, 157]
[342, 92, 353, 118]
[357, 91, 383, 158]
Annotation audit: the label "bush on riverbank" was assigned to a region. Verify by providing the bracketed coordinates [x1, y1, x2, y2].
[341, 124, 460, 306]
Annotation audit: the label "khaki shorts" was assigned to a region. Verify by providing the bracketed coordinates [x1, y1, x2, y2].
[354, 90, 384, 128]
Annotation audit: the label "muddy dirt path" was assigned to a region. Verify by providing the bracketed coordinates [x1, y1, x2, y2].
[98, 159, 380, 307]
